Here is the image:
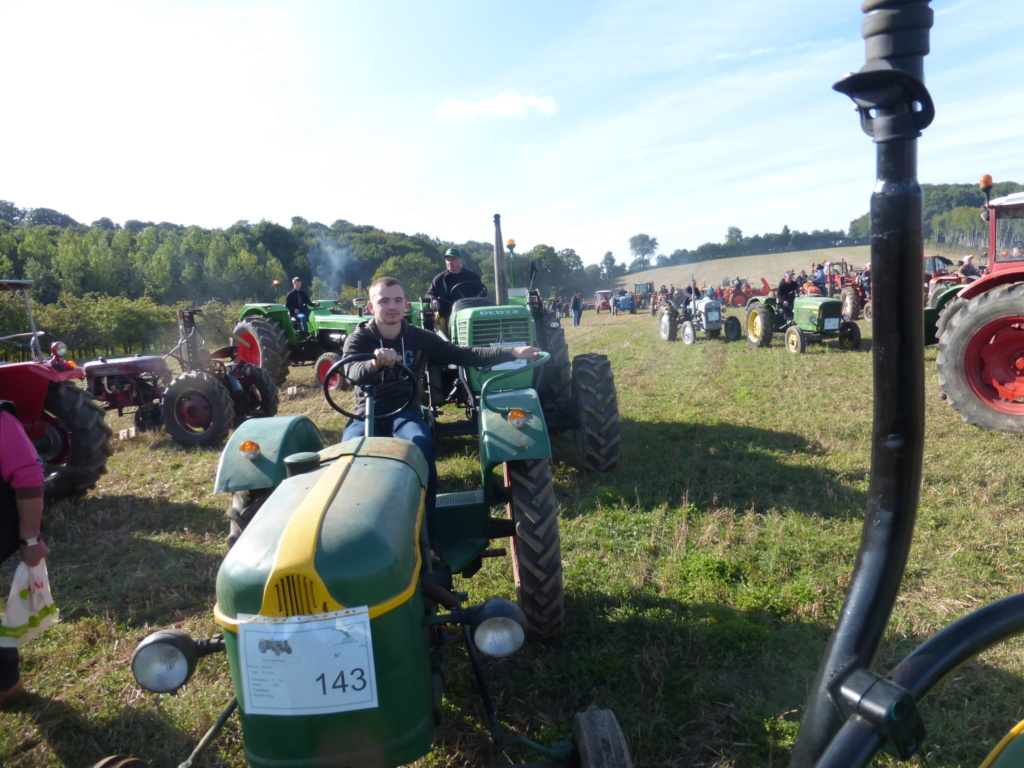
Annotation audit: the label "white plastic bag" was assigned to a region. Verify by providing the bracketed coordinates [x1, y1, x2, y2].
[0, 558, 59, 647]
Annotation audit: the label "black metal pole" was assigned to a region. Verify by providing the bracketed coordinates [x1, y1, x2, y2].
[789, 2, 933, 765]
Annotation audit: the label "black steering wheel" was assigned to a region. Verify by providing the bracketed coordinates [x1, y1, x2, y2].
[322, 352, 419, 422]
[449, 279, 488, 301]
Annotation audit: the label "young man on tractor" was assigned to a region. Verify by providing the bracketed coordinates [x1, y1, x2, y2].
[341, 277, 540, 529]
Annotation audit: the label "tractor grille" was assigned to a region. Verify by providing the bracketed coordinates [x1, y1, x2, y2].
[819, 302, 842, 320]
[458, 317, 532, 347]
[269, 573, 321, 616]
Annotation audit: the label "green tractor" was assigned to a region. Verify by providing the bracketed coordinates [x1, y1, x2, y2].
[117, 352, 633, 768]
[232, 296, 424, 389]
[426, 216, 620, 473]
[745, 294, 862, 353]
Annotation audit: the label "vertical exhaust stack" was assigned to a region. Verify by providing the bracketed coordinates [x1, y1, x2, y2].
[493, 214, 508, 306]
[789, 1, 935, 766]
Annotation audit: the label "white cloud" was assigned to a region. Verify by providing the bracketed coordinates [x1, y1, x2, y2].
[436, 92, 558, 119]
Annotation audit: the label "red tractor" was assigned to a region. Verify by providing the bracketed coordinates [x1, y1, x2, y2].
[0, 280, 112, 498]
[935, 175, 1024, 432]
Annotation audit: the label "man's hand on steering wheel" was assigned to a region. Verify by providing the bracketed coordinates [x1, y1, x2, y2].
[373, 347, 401, 369]
[323, 352, 419, 421]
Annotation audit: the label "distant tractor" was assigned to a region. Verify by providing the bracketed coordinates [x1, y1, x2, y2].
[594, 290, 613, 313]
[633, 282, 655, 309]
[814, 260, 872, 321]
[659, 286, 742, 344]
[936, 175, 1024, 432]
[745, 294, 861, 354]
[615, 292, 636, 314]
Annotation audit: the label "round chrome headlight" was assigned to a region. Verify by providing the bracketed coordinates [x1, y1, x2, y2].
[132, 630, 198, 693]
[50, 341, 68, 357]
[469, 598, 527, 657]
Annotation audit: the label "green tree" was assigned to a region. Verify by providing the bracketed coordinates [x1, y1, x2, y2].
[628, 234, 658, 270]
[372, 254, 436, 299]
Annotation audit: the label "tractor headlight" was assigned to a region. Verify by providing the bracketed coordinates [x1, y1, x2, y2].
[468, 598, 527, 657]
[50, 341, 68, 357]
[506, 408, 528, 429]
[548, 320, 560, 329]
[132, 630, 199, 693]
[238, 440, 261, 460]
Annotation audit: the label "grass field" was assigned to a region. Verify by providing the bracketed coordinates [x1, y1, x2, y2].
[3, 304, 1024, 768]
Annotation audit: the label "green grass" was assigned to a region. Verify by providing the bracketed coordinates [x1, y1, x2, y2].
[4, 309, 1024, 768]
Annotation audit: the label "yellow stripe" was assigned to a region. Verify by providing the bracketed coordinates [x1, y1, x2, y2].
[213, 463, 426, 632]
[980, 718, 1024, 768]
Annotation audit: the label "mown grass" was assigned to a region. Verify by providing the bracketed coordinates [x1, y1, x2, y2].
[4, 308, 1024, 768]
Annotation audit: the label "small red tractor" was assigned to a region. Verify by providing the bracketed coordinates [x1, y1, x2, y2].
[593, 290, 613, 313]
[721, 277, 772, 307]
[805, 260, 873, 321]
[934, 174, 1024, 432]
[84, 309, 278, 447]
[0, 279, 112, 498]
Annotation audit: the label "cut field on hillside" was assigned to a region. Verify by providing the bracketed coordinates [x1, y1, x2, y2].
[3, 309, 1024, 768]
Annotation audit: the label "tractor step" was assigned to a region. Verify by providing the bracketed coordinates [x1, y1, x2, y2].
[436, 489, 484, 508]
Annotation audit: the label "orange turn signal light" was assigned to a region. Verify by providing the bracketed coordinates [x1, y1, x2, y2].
[507, 409, 528, 429]
[239, 440, 261, 460]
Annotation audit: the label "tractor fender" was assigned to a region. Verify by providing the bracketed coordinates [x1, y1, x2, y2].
[955, 272, 1024, 301]
[214, 414, 325, 494]
[479, 387, 551, 466]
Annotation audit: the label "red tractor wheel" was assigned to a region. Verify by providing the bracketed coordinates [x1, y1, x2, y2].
[233, 317, 290, 386]
[730, 291, 747, 307]
[937, 283, 1024, 432]
[314, 352, 349, 391]
[161, 372, 235, 447]
[36, 382, 113, 499]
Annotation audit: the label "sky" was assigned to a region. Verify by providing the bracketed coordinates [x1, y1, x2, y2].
[2, 0, 1022, 267]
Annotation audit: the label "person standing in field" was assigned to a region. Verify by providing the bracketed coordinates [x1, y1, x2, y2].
[570, 291, 583, 327]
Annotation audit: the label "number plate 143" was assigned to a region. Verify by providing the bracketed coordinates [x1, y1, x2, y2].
[237, 608, 378, 716]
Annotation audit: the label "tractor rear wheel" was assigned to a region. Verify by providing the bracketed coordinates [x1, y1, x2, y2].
[314, 352, 348, 391]
[658, 307, 678, 341]
[841, 286, 861, 321]
[746, 304, 773, 347]
[937, 283, 1024, 432]
[838, 321, 861, 350]
[681, 321, 696, 345]
[232, 365, 279, 426]
[571, 708, 634, 768]
[785, 325, 806, 354]
[724, 315, 742, 341]
[936, 296, 968, 340]
[571, 354, 620, 472]
[505, 459, 564, 640]
[226, 488, 271, 546]
[863, 300, 873, 321]
[161, 372, 234, 447]
[37, 382, 113, 499]
[233, 317, 290, 387]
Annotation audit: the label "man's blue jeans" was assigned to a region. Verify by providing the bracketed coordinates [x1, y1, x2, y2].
[342, 410, 436, 525]
[294, 312, 309, 332]
[572, 309, 582, 326]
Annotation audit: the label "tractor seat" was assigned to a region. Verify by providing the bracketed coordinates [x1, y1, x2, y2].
[451, 298, 495, 314]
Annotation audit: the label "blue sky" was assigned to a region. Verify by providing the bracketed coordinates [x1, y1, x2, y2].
[1, 0, 1021, 266]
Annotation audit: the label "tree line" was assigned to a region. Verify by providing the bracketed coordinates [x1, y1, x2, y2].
[0, 178, 1016, 357]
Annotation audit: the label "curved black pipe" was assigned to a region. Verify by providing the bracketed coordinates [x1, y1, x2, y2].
[789, 2, 933, 765]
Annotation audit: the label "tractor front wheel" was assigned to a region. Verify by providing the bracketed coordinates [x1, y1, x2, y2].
[658, 307, 678, 341]
[724, 315, 742, 341]
[937, 283, 1024, 432]
[841, 286, 861, 321]
[232, 365, 279, 426]
[838, 321, 861, 350]
[746, 304, 773, 347]
[505, 459, 564, 640]
[681, 321, 696, 345]
[161, 372, 235, 447]
[863, 300, 873, 321]
[571, 708, 634, 768]
[233, 317, 290, 386]
[785, 325, 806, 354]
[571, 354, 620, 472]
[314, 352, 348, 391]
[226, 488, 271, 546]
[37, 382, 113, 499]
